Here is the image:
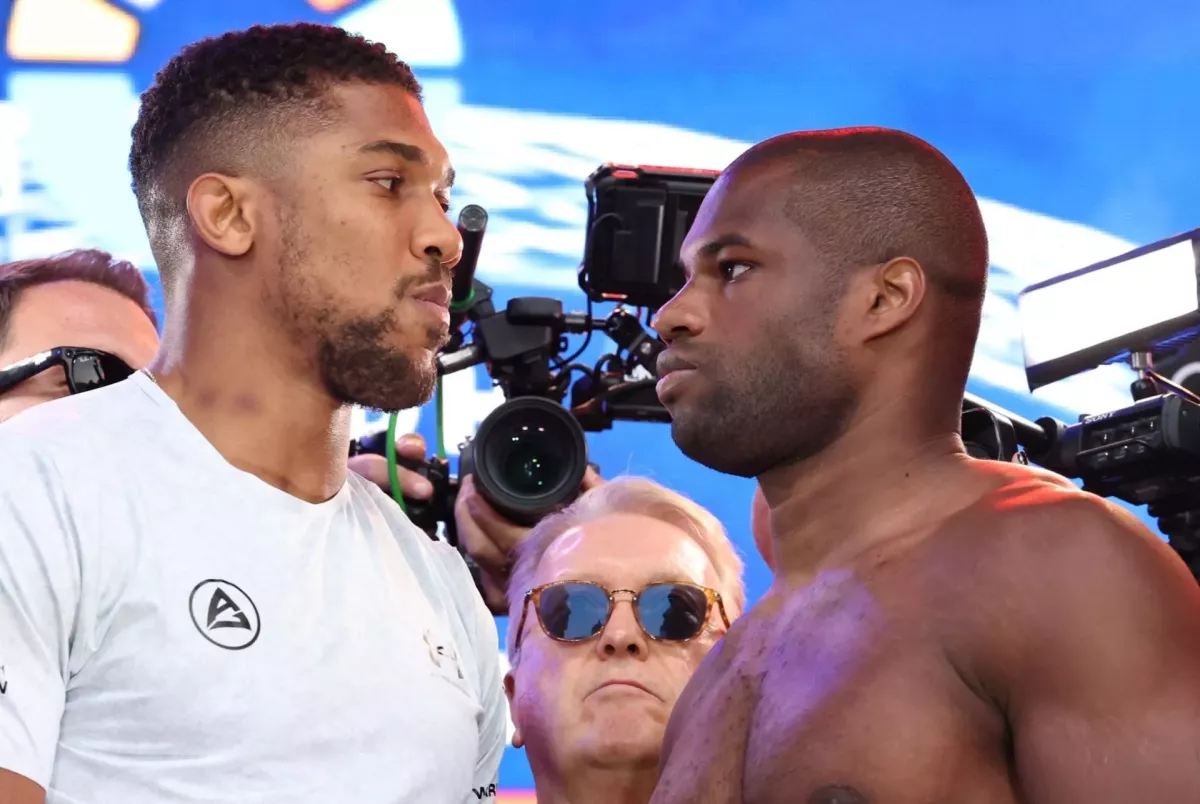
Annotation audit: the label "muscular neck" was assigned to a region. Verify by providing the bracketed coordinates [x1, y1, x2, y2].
[760, 393, 969, 585]
[149, 278, 349, 504]
[531, 758, 658, 804]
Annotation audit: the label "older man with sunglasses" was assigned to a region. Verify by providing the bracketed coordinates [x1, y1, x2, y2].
[502, 476, 745, 804]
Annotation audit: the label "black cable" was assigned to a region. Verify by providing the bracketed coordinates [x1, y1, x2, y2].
[561, 362, 598, 384]
[592, 352, 622, 377]
[555, 211, 625, 370]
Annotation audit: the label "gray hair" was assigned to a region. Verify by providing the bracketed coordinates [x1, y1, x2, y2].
[506, 476, 745, 661]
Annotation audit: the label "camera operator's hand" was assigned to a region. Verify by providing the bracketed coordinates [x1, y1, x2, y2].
[347, 432, 434, 500]
[456, 468, 605, 614]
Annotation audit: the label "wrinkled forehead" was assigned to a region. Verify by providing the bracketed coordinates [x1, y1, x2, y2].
[535, 516, 718, 590]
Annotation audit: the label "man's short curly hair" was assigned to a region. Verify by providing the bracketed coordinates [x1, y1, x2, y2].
[128, 23, 423, 283]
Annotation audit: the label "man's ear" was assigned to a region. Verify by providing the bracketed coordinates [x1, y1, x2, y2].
[853, 256, 927, 342]
[504, 669, 524, 748]
[186, 173, 258, 258]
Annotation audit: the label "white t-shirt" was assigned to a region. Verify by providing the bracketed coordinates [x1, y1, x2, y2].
[0, 373, 506, 803]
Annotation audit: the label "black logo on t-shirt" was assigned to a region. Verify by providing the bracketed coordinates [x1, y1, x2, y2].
[207, 588, 250, 630]
[189, 579, 260, 650]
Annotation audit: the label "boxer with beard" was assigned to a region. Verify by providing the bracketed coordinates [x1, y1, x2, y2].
[0, 23, 504, 804]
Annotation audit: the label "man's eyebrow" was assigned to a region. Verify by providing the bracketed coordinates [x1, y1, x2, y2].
[358, 140, 455, 188]
[642, 573, 702, 588]
[556, 574, 700, 591]
[679, 233, 754, 277]
[695, 233, 753, 258]
[358, 139, 429, 163]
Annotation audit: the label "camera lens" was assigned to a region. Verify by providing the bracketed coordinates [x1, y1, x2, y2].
[464, 397, 588, 525]
[498, 437, 558, 496]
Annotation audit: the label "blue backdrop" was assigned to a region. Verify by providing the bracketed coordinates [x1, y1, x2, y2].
[4, 0, 1196, 795]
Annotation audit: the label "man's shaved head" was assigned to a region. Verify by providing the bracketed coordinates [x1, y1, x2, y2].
[740, 127, 988, 304]
[654, 127, 990, 478]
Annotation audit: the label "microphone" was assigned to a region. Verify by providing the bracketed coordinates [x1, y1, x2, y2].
[452, 204, 488, 312]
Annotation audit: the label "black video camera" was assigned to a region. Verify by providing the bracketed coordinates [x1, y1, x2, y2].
[961, 377, 1200, 580]
[349, 165, 718, 539]
[960, 228, 1200, 579]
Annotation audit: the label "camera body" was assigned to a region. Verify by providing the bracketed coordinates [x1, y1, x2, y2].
[960, 404, 1021, 463]
[372, 165, 717, 530]
[436, 295, 655, 526]
[581, 164, 719, 310]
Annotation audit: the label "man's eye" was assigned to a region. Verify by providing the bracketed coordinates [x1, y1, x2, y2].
[373, 177, 403, 193]
[718, 261, 753, 281]
[437, 197, 451, 213]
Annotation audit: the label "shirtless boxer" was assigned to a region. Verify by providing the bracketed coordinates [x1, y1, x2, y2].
[649, 127, 1200, 803]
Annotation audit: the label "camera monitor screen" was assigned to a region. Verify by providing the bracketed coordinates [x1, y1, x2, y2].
[1018, 230, 1200, 391]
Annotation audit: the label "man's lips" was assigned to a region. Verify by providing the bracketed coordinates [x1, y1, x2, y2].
[411, 283, 452, 327]
[656, 351, 699, 400]
[655, 351, 698, 380]
[412, 283, 452, 308]
[594, 679, 660, 699]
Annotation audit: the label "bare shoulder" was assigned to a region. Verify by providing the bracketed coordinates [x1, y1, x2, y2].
[952, 460, 1188, 587]
[920, 467, 1200, 800]
[928, 461, 1200, 697]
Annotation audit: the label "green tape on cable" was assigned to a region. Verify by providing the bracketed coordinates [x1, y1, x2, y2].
[435, 375, 446, 459]
[385, 375, 449, 512]
[449, 287, 475, 312]
[386, 410, 405, 512]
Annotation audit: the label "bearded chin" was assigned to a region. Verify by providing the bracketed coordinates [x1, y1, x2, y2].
[318, 317, 437, 412]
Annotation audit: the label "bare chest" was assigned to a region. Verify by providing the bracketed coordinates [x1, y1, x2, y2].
[653, 590, 1011, 804]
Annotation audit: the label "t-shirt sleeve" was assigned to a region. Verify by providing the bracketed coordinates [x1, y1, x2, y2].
[0, 442, 80, 787]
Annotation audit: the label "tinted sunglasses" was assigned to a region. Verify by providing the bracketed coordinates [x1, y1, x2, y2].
[0, 347, 134, 396]
[515, 580, 731, 650]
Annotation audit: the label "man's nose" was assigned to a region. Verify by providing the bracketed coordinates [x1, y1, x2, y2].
[411, 204, 463, 268]
[651, 284, 705, 344]
[596, 594, 650, 659]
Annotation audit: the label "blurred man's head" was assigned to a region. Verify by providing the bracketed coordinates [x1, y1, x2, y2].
[505, 477, 744, 797]
[129, 22, 461, 411]
[653, 127, 989, 478]
[0, 250, 159, 422]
